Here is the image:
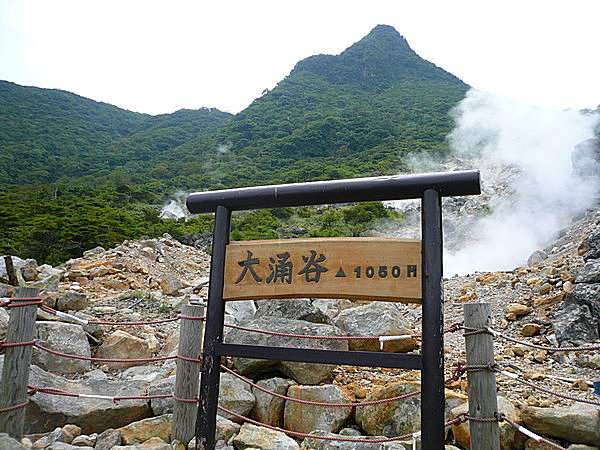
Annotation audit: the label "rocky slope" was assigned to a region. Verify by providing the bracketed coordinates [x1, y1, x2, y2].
[1, 192, 599, 449]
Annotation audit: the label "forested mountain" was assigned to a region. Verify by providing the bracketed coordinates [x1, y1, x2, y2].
[1, 24, 469, 264]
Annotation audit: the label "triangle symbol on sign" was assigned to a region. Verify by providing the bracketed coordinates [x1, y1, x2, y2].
[335, 267, 346, 278]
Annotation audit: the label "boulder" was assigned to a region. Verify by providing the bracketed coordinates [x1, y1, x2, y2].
[312, 298, 354, 320]
[333, 302, 416, 352]
[232, 423, 299, 450]
[215, 415, 241, 444]
[283, 384, 354, 434]
[33, 322, 91, 373]
[251, 377, 296, 427]
[94, 429, 122, 450]
[96, 330, 153, 369]
[520, 404, 600, 447]
[218, 372, 256, 423]
[553, 284, 600, 344]
[254, 298, 330, 324]
[56, 291, 89, 311]
[225, 300, 256, 323]
[149, 375, 176, 415]
[225, 317, 348, 385]
[118, 414, 172, 445]
[0, 433, 26, 449]
[22, 364, 152, 434]
[355, 382, 466, 438]
[450, 396, 524, 450]
[29, 265, 63, 292]
[575, 259, 600, 284]
[29, 425, 78, 447]
[136, 437, 170, 449]
[578, 227, 600, 261]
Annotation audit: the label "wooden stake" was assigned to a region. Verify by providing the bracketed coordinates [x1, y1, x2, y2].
[172, 303, 204, 446]
[0, 287, 39, 439]
[3, 256, 18, 287]
[464, 303, 500, 450]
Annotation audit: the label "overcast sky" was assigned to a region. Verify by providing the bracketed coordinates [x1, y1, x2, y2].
[1, 0, 598, 115]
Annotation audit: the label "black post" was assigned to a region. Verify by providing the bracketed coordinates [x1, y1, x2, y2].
[421, 188, 444, 449]
[195, 205, 231, 449]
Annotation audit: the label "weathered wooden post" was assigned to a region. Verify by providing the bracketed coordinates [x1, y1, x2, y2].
[172, 303, 205, 445]
[3, 256, 19, 286]
[464, 302, 500, 450]
[0, 286, 40, 439]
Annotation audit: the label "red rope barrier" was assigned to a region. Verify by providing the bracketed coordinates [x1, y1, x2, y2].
[33, 342, 176, 363]
[172, 393, 199, 403]
[220, 364, 420, 407]
[87, 317, 180, 326]
[0, 400, 30, 414]
[218, 405, 416, 442]
[0, 339, 36, 355]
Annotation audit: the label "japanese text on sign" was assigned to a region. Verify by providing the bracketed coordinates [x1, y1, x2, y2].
[223, 238, 422, 303]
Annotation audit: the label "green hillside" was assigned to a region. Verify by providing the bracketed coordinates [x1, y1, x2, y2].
[0, 24, 469, 264]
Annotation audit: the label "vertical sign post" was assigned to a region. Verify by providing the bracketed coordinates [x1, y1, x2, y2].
[196, 205, 230, 450]
[421, 188, 445, 449]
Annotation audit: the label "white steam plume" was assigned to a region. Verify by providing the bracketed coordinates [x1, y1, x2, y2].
[160, 191, 190, 220]
[445, 89, 599, 274]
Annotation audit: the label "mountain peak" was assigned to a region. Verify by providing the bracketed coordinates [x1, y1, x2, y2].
[290, 24, 464, 91]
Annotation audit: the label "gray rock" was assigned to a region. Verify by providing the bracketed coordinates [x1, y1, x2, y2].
[94, 428, 122, 450]
[96, 330, 153, 369]
[29, 265, 63, 292]
[527, 250, 547, 267]
[0, 433, 26, 449]
[284, 384, 353, 434]
[575, 259, 600, 284]
[218, 372, 255, 423]
[225, 317, 348, 385]
[233, 423, 299, 449]
[0, 307, 9, 340]
[520, 404, 600, 446]
[312, 298, 355, 320]
[579, 226, 600, 261]
[254, 298, 330, 323]
[301, 431, 408, 449]
[225, 300, 256, 323]
[334, 302, 416, 353]
[159, 274, 184, 295]
[553, 283, 600, 344]
[46, 443, 94, 450]
[24, 365, 152, 434]
[33, 321, 91, 373]
[30, 427, 75, 447]
[355, 382, 467, 438]
[56, 291, 89, 311]
[251, 377, 296, 427]
[149, 375, 176, 415]
[216, 415, 241, 443]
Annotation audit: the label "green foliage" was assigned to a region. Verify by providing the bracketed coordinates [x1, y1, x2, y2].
[1, 25, 469, 263]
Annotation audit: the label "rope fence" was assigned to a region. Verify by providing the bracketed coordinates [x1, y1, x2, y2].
[1, 296, 597, 447]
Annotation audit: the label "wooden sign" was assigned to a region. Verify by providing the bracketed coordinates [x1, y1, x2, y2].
[223, 237, 421, 303]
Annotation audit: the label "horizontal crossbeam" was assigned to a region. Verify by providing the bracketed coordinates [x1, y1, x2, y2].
[187, 170, 480, 213]
[215, 342, 422, 370]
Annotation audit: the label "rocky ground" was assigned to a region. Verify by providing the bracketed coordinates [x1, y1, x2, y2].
[1, 171, 599, 449]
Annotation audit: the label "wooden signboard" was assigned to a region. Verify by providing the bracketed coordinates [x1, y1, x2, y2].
[223, 237, 421, 303]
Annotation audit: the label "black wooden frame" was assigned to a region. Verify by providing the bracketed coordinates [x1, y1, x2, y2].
[186, 170, 480, 449]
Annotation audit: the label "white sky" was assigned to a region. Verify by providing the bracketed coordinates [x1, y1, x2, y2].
[1, 0, 598, 115]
